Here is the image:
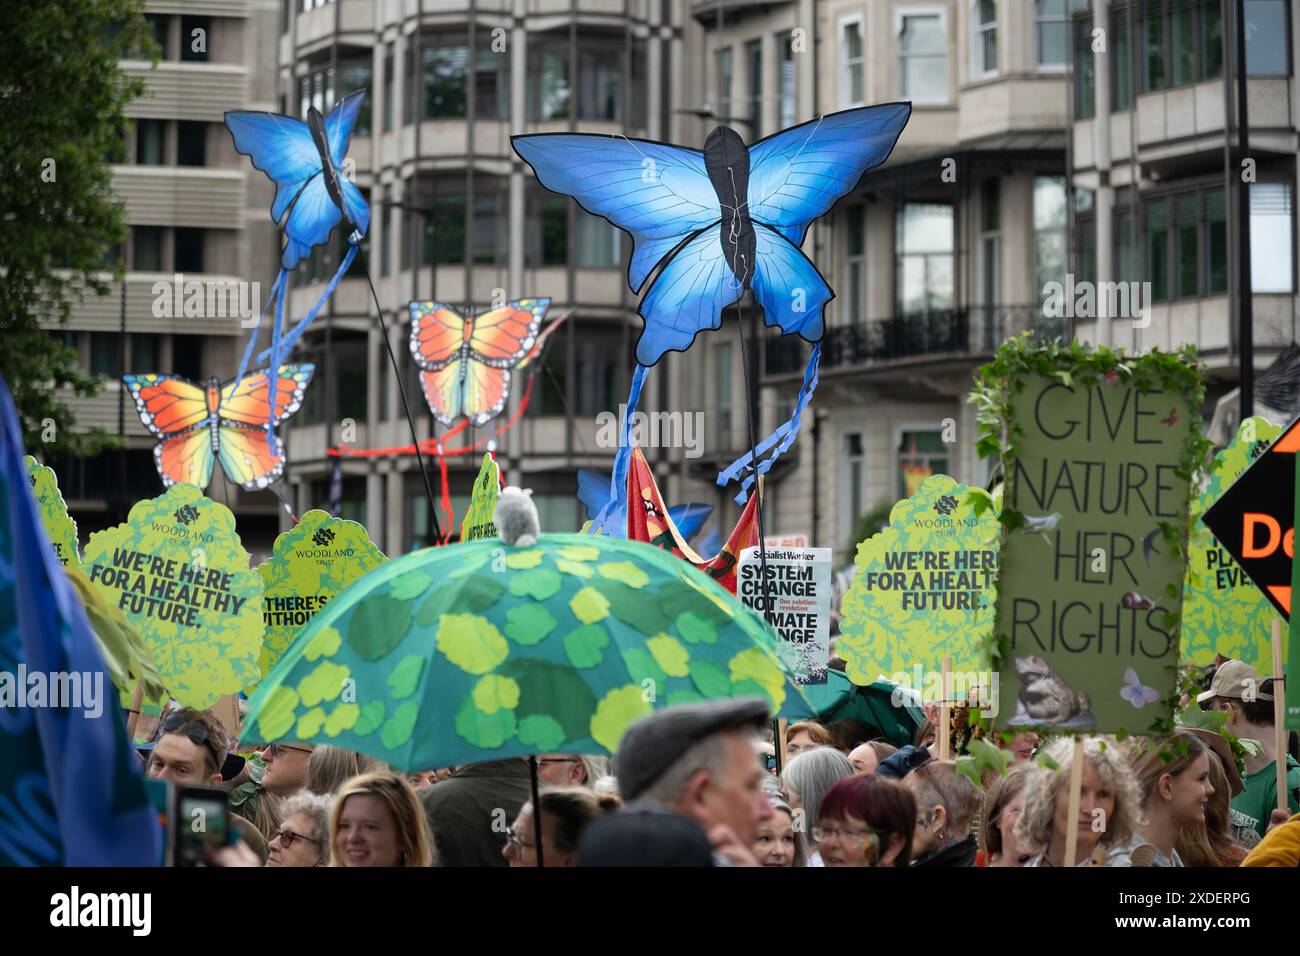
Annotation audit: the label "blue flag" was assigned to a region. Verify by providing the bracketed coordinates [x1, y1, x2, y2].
[0, 378, 162, 865]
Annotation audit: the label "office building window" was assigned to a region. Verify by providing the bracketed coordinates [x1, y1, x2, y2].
[574, 324, 623, 417]
[746, 39, 762, 137]
[130, 333, 161, 373]
[145, 14, 168, 59]
[1111, 6, 1133, 109]
[843, 207, 865, 323]
[575, 210, 620, 268]
[713, 341, 733, 448]
[338, 59, 371, 135]
[469, 178, 508, 266]
[382, 44, 394, 132]
[477, 33, 511, 121]
[979, 178, 1000, 307]
[177, 121, 206, 166]
[577, 36, 633, 122]
[898, 12, 948, 103]
[1140, 0, 1226, 91]
[529, 32, 570, 121]
[1145, 196, 1170, 302]
[1074, 188, 1096, 286]
[842, 432, 864, 548]
[1201, 0, 1223, 79]
[974, 0, 997, 76]
[779, 32, 797, 127]
[526, 182, 568, 267]
[133, 226, 163, 272]
[1035, 0, 1069, 68]
[1115, 209, 1135, 284]
[840, 18, 864, 106]
[1205, 189, 1227, 294]
[1246, 0, 1290, 75]
[1075, 14, 1095, 117]
[174, 227, 204, 274]
[180, 16, 209, 62]
[1251, 182, 1294, 292]
[1034, 176, 1068, 306]
[1174, 193, 1199, 298]
[898, 430, 948, 499]
[172, 335, 203, 381]
[136, 120, 164, 165]
[715, 46, 734, 119]
[91, 333, 122, 378]
[896, 203, 954, 317]
[418, 34, 470, 119]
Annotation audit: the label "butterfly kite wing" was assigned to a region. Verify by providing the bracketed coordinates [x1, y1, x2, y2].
[746, 103, 912, 245]
[216, 426, 284, 491]
[410, 303, 467, 371]
[420, 363, 464, 426]
[122, 374, 212, 438]
[512, 134, 720, 293]
[468, 298, 549, 367]
[460, 363, 512, 427]
[323, 92, 371, 236]
[155, 429, 216, 490]
[576, 468, 613, 522]
[637, 222, 743, 364]
[224, 110, 321, 227]
[750, 223, 833, 343]
[218, 365, 316, 428]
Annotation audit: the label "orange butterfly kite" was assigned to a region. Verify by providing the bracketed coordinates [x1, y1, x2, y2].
[409, 298, 550, 427]
[123, 365, 314, 491]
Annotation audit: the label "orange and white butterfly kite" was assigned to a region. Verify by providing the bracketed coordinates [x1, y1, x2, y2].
[123, 365, 314, 491]
[408, 298, 554, 427]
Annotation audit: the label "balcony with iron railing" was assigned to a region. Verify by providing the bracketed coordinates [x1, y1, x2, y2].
[763, 305, 1066, 378]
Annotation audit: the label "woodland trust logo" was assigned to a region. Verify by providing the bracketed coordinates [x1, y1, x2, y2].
[174, 505, 200, 526]
[933, 495, 957, 517]
[312, 527, 336, 548]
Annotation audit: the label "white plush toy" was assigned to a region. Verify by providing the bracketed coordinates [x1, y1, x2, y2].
[493, 485, 540, 547]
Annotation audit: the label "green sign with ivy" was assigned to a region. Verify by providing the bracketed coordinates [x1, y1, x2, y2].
[972, 338, 1206, 734]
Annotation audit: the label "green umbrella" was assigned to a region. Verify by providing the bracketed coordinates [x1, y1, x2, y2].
[800, 670, 923, 749]
[241, 533, 815, 771]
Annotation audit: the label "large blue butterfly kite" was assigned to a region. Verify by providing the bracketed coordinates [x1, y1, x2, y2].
[512, 103, 911, 515]
[223, 91, 371, 453]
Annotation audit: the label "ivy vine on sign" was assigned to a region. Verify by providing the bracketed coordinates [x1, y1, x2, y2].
[969, 336, 1208, 736]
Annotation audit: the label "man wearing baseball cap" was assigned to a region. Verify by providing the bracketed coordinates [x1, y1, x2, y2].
[1199, 660, 1300, 838]
[610, 697, 774, 865]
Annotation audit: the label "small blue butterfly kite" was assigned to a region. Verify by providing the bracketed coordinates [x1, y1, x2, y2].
[512, 103, 910, 526]
[223, 91, 371, 453]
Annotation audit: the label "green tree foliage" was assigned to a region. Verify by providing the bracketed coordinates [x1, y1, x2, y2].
[0, 0, 153, 455]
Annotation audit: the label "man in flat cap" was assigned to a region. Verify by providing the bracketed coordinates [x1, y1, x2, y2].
[612, 697, 774, 865]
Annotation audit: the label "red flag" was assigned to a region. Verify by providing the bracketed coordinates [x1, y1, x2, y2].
[625, 446, 758, 593]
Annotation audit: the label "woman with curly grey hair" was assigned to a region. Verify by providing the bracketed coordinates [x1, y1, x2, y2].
[1016, 736, 1141, 867]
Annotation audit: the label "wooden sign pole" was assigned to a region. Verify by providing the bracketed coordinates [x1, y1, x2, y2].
[937, 656, 953, 762]
[125, 684, 143, 740]
[775, 718, 788, 773]
[1272, 618, 1288, 814]
[1062, 736, 1085, 867]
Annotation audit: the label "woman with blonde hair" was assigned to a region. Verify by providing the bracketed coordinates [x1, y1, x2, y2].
[1016, 736, 1141, 867]
[1176, 748, 1247, 867]
[309, 745, 383, 796]
[330, 772, 434, 867]
[1112, 731, 1215, 866]
[977, 765, 1033, 867]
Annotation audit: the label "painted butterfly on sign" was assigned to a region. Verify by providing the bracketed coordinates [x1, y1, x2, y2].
[123, 366, 315, 491]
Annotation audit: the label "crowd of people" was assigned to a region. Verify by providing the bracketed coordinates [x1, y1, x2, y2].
[132, 656, 1300, 867]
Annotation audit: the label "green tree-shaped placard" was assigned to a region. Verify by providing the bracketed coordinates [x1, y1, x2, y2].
[838, 474, 1000, 694]
[24, 455, 80, 570]
[82, 483, 263, 708]
[1182, 417, 1282, 668]
[460, 453, 500, 541]
[257, 509, 387, 683]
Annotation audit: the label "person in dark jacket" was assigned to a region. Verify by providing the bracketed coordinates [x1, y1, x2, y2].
[420, 758, 533, 867]
[903, 760, 980, 867]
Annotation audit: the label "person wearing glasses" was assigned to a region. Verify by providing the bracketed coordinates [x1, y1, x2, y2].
[902, 760, 981, 867]
[535, 754, 612, 788]
[267, 792, 335, 867]
[501, 787, 621, 867]
[814, 775, 917, 867]
[261, 740, 315, 797]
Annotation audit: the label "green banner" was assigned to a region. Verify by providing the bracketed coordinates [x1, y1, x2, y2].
[82, 483, 264, 709]
[24, 455, 80, 571]
[1182, 417, 1282, 670]
[257, 509, 387, 685]
[975, 345, 1203, 734]
[838, 474, 999, 702]
[460, 453, 500, 542]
